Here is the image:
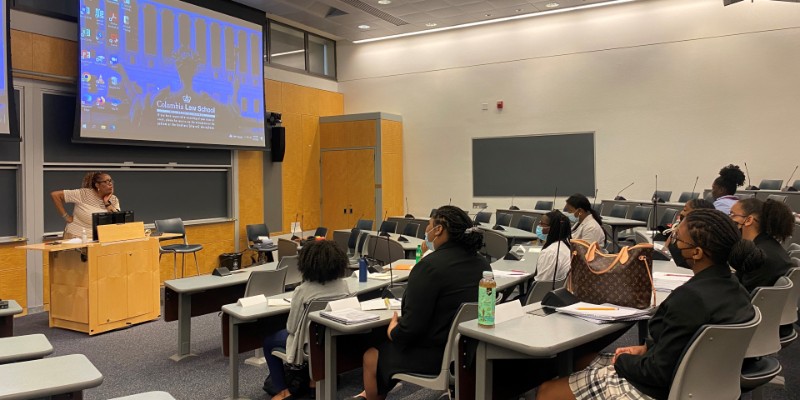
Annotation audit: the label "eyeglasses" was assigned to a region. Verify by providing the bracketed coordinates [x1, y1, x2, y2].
[97, 179, 114, 185]
[672, 234, 696, 248]
[730, 213, 758, 223]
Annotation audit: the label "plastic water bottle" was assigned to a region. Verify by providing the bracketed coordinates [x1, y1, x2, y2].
[478, 271, 496, 328]
[415, 245, 422, 263]
[81, 228, 88, 243]
[358, 257, 368, 282]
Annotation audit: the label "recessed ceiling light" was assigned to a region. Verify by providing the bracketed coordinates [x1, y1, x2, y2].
[545, 2, 560, 7]
[515, 9, 523, 12]
[425, 22, 437, 27]
[484, 13, 492, 17]
[377, 0, 391, 4]
[358, 24, 371, 29]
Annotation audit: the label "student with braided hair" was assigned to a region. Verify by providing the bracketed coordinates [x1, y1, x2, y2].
[537, 209, 761, 400]
[711, 164, 746, 214]
[729, 198, 794, 292]
[350, 205, 491, 400]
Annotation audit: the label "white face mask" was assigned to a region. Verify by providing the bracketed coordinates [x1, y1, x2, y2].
[425, 226, 438, 251]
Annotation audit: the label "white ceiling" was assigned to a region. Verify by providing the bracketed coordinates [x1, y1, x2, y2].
[233, 0, 633, 42]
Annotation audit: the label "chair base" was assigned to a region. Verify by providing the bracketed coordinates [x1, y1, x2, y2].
[741, 357, 782, 390]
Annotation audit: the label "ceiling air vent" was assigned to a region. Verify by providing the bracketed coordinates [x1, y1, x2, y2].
[336, 0, 408, 26]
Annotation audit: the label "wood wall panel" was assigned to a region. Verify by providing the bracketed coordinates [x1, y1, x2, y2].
[320, 121, 377, 149]
[0, 243, 27, 313]
[282, 83, 319, 116]
[381, 120, 404, 217]
[157, 222, 235, 282]
[280, 113, 304, 233]
[265, 79, 283, 113]
[9, 30, 34, 72]
[318, 90, 344, 117]
[301, 115, 321, 233]
[237, 151, 264, 258]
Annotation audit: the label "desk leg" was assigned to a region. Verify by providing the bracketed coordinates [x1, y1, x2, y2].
[0, 315, 12, 338]
[170, 292, 195, 361]
[475, 342, 492, 400]
[556, 349, 574, 377]
[610, 228, 619, 252]
[52, 390, 83, 399]
[321, 328, 337, 400]
[227, 318, 248, 400]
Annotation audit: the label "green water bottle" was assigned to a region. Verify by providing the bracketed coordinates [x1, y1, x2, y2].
[415, 244, 422, 263]
[478, 271, 496, 328]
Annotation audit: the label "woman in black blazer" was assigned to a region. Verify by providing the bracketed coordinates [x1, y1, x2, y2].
[350, 205, 491, 400]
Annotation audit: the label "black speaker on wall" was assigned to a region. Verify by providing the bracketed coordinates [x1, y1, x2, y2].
[271, 126, 286, 162]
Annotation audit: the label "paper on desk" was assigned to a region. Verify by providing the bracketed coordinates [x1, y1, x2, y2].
[495, 300, 524, 324]
[62, 238, 83, 244]
[492, 269, 532, 278]
[360, 298, 401, 311]
[267, 298, 292, 307]
[290, 222, 302, 233]
[328, 297, 360, 311]
[238, 294, 267, 308]
[653, 271, 692, 292]
[557, 302, 652, 321]
[387, 264, 413, 271]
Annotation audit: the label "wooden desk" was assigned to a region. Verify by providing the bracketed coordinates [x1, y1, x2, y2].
[19, 237, 161, 335]
[0, 300, 22, 338]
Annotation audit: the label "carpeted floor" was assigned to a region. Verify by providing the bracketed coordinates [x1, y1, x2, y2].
[10, 307, 800, 400]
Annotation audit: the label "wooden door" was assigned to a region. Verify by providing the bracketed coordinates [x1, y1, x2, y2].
[321, 149, 375, 231]
[125, 244, 154, 318]
[96, 252, 128, 325]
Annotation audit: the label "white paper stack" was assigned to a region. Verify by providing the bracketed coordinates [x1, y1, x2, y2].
[556, 302, 653, 324]
[360, 298, 401, 311]
[492, 270, 531, 278]
[257, 236, 274, 245]
[238, 295, 267, 308]
[652, 272, 692, 292]
[320, 308, 380, 325]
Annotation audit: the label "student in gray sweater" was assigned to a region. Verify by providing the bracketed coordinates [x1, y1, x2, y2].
[263, 240, 350, 400]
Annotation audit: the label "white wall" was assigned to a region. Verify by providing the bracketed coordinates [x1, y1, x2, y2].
[336, 0, 800, 215]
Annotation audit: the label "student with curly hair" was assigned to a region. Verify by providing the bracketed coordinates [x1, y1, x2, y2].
[711, 164, 746, 214]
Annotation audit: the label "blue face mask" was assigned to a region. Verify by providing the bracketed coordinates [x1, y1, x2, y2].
[535, 225, 548, 241]
[568, 212, 579, 224]
[424, 226, 437, 251]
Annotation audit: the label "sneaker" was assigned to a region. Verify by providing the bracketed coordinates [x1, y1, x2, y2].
[263, 376, 279, 396]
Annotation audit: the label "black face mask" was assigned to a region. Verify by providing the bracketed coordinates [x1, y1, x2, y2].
[668, 241, 692, 269]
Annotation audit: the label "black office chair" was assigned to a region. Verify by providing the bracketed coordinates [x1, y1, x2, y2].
[346, 228, 361, 255]
[759, 179, 783, 190]
[629, 206, 652, 223]
[356, 219, 374, 231]
[313, 227, 328, 238]
[378, 221, 397, 234]
[429, 208, 437, 217]
[767, 194, 788, 204]
[154, 218, 204, 278]
[677, 192, 700, 203]
[793, 180, 800, 191]
[516, 216, 536, 232]
[245, 223, 277, 265]
[736, 193, 756, 200]
[592, 203, 602, 214]
[496, 213, 512, 227]
[402, 223, 419, 237]
[659, 208, 680, 228]
[534, 201, 553, 211]
[475, 211, 492, 224]
[652, 190, 672, 203]
[609, 204, 629, 218]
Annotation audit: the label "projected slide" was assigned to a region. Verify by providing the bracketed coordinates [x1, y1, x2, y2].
[0, 0, 11, 135]
[78, 0, 266, 148]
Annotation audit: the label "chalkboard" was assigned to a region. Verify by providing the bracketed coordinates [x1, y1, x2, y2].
[0, 169, 16, 236]
[472, 132, 596, 197]
[43, 170, 229, 233]
[0, 90, 21, 161]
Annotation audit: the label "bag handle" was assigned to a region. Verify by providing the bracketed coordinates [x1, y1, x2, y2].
[641, 255, 657, 308]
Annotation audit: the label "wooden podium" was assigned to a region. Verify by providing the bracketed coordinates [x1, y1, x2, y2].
[20, 222, 161, 335]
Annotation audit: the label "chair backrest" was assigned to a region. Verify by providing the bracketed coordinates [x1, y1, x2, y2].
[356, 219, 374, 231]
[347, 228, 361, 251]
[759, 179, 783, 190]
[313, 227, 328, 238]
[355, 231, 370, 257]
[630, 206, 652, 223]
[793, 180, 800, 191]
[430, 208, 437, 217]
[659, 208, 680, 227]
[746, 277, 793, 357]
[441, 303, 478, 375]
[154, 218, 187, 244]
[475, 211, 492, 224]
[736, 193, 755, 200]
[496, 213, 512, 227]
[378, 221, 397, 234]
[279, 255, 303, 288]
[591, 203, 602, 214]
[245, 224, 269, 244]
[277, 238, 298, 261]
[244, 268, 288, 297]
[535, 201, 553, 211]
[481, 230, 508, 260]
[332, 230, 350, 254]
[653, 190, 672, 202]
[402, 222, 419, 237]
[525, 278, 567, 305]
[367, 235, 405, 265]
[667, 307, 761, 400]
[677, 191, 700, 203]
[780, 268, 800, 326]
[766, 194, 788, 204]
[610, 204, 629, 218]
[516, 216, 536, 232]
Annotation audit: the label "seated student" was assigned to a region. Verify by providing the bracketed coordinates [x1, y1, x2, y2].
[711, 164, 746, 214]
[663, 198, 715, 248]
[534, 210, 572, 282]
[536, 209, 762, 400]
[564, 194, 605, 247]
[262, 240, 351, 400]
[350, 205, 491, 400]
[729, 198, 794, 292]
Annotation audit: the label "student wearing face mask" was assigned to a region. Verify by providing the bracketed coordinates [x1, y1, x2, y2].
[534, 211, 572, 282]
[729, 198, 794, 293]
[349, 205, 490, 400]
[564, 194, 606, 247]
[663, 198, 714, 248]
[537, 209, 762, 400]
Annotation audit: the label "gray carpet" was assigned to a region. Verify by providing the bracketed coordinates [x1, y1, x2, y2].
[11, 308, 800, 400]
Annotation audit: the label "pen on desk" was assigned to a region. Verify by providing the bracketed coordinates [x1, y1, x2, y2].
[664, 274, 692, 278]
[577, 307, 618, 311]
[384, 298, 391, 309]
[283, 298, 291, 303]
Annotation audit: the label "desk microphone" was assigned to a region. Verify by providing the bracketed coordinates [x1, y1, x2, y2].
[379, 210, 390, 237]
[744, 162, 759, 190]
[652, 175, 659, 238]
[591, 188, 599, 210]
[782, 165, 799, 192]
[614, 182, 634, 201]
[382, 235, 402, 299]
[509, 195, 519, 210]
[690, 176, 699, 199]
[290, 213, 299, 240]
[473, 206, 487, 227]
[552, 186, 558, 210]
[352, 213, 364, 229]
[449, 197, 452, 206]
[404, 197, 414, 218]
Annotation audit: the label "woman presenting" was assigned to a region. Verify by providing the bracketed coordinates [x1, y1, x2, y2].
[51, 172, 120, 239]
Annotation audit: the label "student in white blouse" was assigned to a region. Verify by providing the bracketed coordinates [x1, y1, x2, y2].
[564, 193, 606, 247]
[534, 211, 572, 282]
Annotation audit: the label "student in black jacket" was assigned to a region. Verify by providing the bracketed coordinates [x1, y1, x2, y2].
[350, 205, 491, 400]
[536, 209, 762, 400]
[729, 198, 795, 292]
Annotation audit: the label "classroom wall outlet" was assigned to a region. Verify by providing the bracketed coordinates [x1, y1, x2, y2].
[481, 103, 488, 110]
[473, 202, 487, 209]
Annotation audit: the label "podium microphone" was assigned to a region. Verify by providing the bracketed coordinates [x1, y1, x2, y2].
[614, 182, 634, 201]
[782, 165, 798, 192]
[744, 162, 759, 190]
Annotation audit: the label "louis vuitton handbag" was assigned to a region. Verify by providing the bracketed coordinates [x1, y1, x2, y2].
[567, 239, 656, 309]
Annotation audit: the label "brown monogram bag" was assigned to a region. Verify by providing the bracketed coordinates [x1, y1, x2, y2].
[567, 239, 656, 309]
